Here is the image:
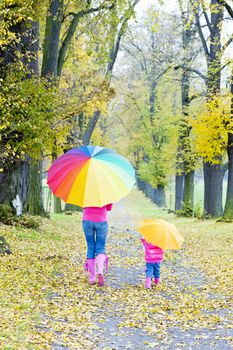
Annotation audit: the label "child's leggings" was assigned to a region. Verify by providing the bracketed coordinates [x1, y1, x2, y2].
[145, 262, 161, 279]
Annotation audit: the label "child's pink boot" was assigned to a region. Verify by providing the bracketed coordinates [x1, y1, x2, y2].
[154, 278, 160, 285]
[84, 258, 96, 285]
[145, 277, 152, 289]
[96, 254, 108, 286]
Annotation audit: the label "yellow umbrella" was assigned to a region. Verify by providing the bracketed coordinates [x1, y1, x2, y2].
[138, 219, 184, 250]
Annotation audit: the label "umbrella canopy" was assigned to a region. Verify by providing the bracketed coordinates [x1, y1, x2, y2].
[138, 219, 184, 250]
[47, 145, 135, 207]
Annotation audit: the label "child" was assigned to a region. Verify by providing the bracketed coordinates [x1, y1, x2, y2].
[141, 238, 164, 289]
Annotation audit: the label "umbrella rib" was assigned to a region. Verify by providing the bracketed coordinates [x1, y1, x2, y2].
[97, 159, 134, 192]
[95, 159, 130, 203]
[84, 160, 103, 207]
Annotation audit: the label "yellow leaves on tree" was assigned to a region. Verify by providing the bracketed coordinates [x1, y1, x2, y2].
[190, 94, 232, 163]
[61, 35, 115, 119]
[0, 67, 82, 162]
[0, 0, 47, 46]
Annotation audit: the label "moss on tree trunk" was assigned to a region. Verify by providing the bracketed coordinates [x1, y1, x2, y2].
[182, 170, 194, 212]
[26, 161, 46, 216]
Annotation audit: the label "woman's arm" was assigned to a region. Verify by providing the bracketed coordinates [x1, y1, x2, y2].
[106, 203, 113, 211]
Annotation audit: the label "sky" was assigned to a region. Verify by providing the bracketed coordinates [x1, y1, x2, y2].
[135, 0, 179, 17]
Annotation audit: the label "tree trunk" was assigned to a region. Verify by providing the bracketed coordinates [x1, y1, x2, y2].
[182, 170, 194, 211]
[136, 177, 166, 207]
[81, 8, 134, 144]
[175, 173, 184, 211]
[82, 110, 101, 145]
[175, 3, 194, 215]
[41, 0, 64, 77]
[24, 21, 45, 216]
[153, 185, 166, 207]
[203, 0, 224, 217]
[223, 134, 233, 220]
[0, 160, 29, 213]
[0, 19, 45, 215]
[52, 151, 62, 213]
[41, 0, 64, 213]
[223, 73, 233, 219]
[223, 135, 233, 219]
[57, 9, 80, 77]
[26, 161, 46, 216]
[0, 158, 45, 217]
[54, 196, 62, 213]
[145, 183, 151, 198]
[64, 115, 84, 212]
[203, 162, 224, 216]
[136, 177, 145, 192]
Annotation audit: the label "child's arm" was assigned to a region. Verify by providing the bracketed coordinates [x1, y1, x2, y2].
[141, 237, 146, 246]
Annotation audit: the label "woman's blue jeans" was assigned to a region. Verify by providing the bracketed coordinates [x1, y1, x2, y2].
[145, 262, 161, 279]
[82, 220, 108, 259]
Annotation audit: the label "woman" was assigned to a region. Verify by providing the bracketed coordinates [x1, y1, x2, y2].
[83, 203, 112, 286]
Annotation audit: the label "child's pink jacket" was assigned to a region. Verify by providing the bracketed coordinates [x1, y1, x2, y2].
[141, 238, 164, 263]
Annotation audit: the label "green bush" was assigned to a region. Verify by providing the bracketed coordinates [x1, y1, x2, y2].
[18, 214, 41, 229]
[176, 202, 205, 219]
[176, 204, 193, 218]
[194, 202, 203, 219]
[0, 204, 41, 228]
[0, 204, 16, 225]
[216, 216, 233, 223]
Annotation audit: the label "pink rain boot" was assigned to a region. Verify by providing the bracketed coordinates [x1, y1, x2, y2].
[154, 278, 160, 285]
[84, 259, 96, 285]
[96, 254, 108, 286]
[145, 277, 152, 289]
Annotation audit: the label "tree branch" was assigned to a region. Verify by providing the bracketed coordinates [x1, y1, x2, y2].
[126, 92, 147, 129]
[107, 18, 128, 75]
[175, 61, 231, 85]
[115, 113, 133, 136]
[200, 0, 212, 32]
[216, 60, 232, 74]
[174, 65, 208, 84]
[221, 33, 233, 53]
[216, 0, 233, 18]
[82, 0, 140, 145]
[106, 0, 140, 78]
[154, 66, 173, 83]
[189, 68, 208, 83]
[122, 44, 148, 73]
[57, 1, 116, 76]
[127, 29, 148, 72]
[194, 10, 210, 58]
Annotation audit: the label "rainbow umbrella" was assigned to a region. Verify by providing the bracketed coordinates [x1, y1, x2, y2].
[138, 219, 184, 250]
[47, 145, 135, 207]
